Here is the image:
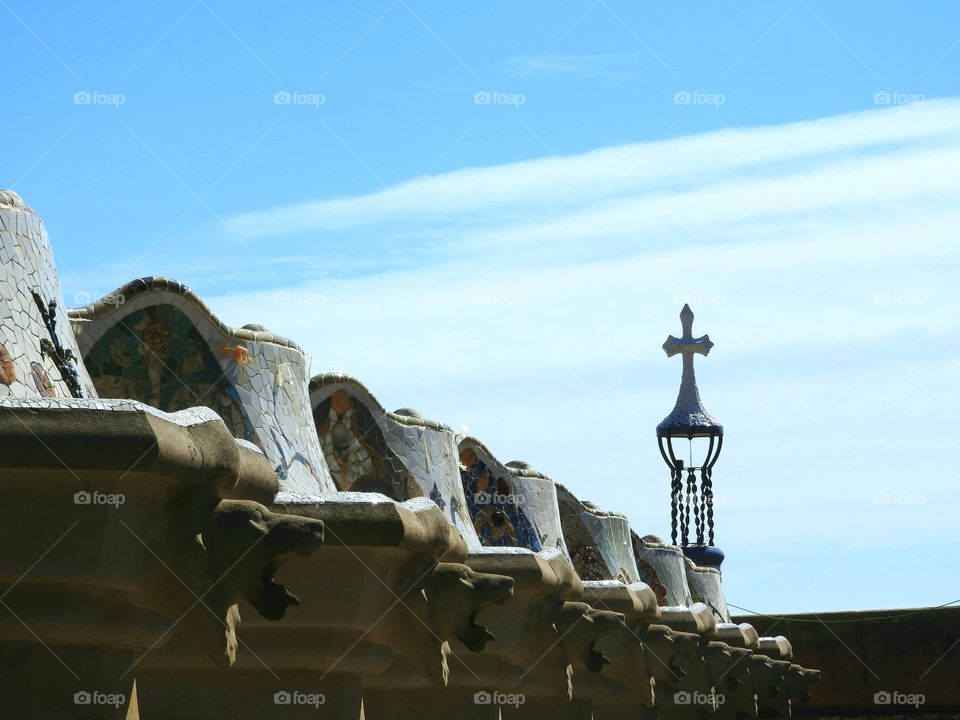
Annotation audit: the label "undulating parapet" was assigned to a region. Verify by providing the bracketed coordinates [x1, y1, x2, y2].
[309, 372, 476, 539]
[69, 277, 334, 493]
[630, 530, 695, 607]
[555, 483, 640, 584]
[308, 380, 637, 712]
[457, 438, 569, 553]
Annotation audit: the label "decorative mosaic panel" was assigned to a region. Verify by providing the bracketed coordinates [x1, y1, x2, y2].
[631, 531, 694, 607]
[0, 191, 97, 400]
[83, 304, 254, 440]
[685, 562, 730, 622]
[71, 280, 334, 494]
[310, 375, 479, 548]
[313, 388, 412, 499]
[459, 447, 541, 551]
[555, 484, 639, 584]
[500, 461, 570, 557]
[557, 496, 616, 581]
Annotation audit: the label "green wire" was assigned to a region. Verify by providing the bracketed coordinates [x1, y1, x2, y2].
[727, 600, 960, 624]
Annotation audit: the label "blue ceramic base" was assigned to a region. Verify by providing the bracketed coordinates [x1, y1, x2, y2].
[682, 544, 725, 569]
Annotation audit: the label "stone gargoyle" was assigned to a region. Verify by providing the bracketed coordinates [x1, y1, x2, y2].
[426, 562, 515, 653]
[749, 655, 791, 719]
[640, 624, 700, 692]
[371, 560, 514, 685]
[786, 662, 821, 704]
[586, 622, 657, 709]
[127, 491, 325, 667]
[704, 641, 759, 717]
[409, 562, 515, 684]
[556, 601, 625, 679]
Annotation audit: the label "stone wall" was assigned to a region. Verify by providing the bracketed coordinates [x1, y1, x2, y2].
[734, 607, 960, 716]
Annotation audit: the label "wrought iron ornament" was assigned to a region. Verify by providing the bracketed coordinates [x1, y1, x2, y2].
[32, 290, 84, 398]
[657, 304, 722, 548]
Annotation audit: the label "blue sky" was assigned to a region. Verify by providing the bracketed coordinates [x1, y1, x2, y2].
[4, 1, 960, 613]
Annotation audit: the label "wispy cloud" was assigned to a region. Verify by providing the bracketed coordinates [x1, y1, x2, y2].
[501, 51, 653, 81]
[199, 100, 959, 381]
[222, 98, 960, 245]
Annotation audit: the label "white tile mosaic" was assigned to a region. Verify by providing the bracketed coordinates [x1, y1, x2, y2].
[310, 374, 482, 549]
[69, 282, 335, 494]
[0, 193, 96, 401]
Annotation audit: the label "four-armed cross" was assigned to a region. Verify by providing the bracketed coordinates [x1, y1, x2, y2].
[662, 304, 712, 415]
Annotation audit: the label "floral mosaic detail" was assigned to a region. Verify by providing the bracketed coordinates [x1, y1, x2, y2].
[459, 448, 542, 551]
[30, 362, 56, 397]
[0, 341, 15, 385]
[314, 389, 414, 500]
[569, 545, 610, 582]
[630, 530, 694, 607]
[83, 305, 254, 442]
[557, 497, 613, 580]
[632, 532, 670, 605]
[636, 557, 670, 606]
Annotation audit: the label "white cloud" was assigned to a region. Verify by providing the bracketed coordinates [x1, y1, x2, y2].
[222, 99, 960, 241]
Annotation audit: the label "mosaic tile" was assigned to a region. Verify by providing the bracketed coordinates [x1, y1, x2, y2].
[685, 561, 730, 622]
[631, 531, 694, 607]
[556, 483, 638, 584]
[458, 444, 543, 552]
[0, 194, 95, 400]
[310, 374, 480, 548]
[69, 281, 334, 494]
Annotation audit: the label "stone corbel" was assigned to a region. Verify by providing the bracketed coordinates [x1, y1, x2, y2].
[786, 662, 820, 704]
[555, 601, 625, 688]
[703, 641, 758, 717]
[749, 655, 792, 719]
[640, 624, 700, 689]
[416, 562, 514, 684]
[128, 489, 325, 667]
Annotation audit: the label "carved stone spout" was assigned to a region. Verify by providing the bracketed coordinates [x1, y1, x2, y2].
[786, 662, 821, 704]
[426, 562, 515, 653]
[127, 492, 325, 667]
[556, 601, 625, 675]
[704, 642, 758, 717]
[749, 655, 791, 719]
